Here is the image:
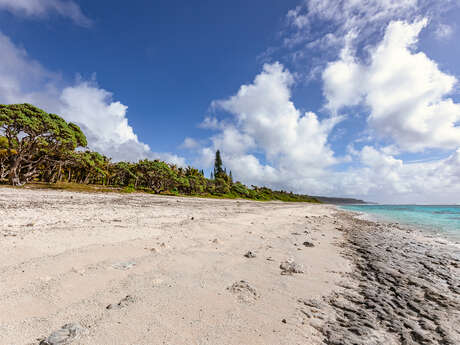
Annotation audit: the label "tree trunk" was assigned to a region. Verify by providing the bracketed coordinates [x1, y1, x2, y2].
[8, 157, 22, 186]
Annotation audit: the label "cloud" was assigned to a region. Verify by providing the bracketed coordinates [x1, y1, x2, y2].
[338, 146, 460, 204]
[181, 137, 199, 149]
[58, 81, 151, 161]
[280, 0, 459, 75]
[0, 31, 184, 164]
[213, 63, 340, 167]
[286, 6, 309, 29]
[189, 57, 460, 204]
[434, 23, 454, 39]
[192, 62, 342, 192]
[277, 2, 460, 203]
[323, 19, 460, 151]
[284, 0, 419, 51]
[0, 0, 92, 27]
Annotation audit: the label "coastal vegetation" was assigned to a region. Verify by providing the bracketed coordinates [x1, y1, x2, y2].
[0, 104, 319, 202]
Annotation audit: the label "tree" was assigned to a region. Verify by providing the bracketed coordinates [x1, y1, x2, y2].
[0, 104, 87, 185]
[213, 150, 224, 178]
[109, 161, 137, 186]
[136, 160, 178, 193]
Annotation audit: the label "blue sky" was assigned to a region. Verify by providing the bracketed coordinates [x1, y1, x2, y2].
[1, 0, 460, 203]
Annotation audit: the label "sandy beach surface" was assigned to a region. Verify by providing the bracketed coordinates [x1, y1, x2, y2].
[2, 188, 460, 345]
[0, 188, 350, 345]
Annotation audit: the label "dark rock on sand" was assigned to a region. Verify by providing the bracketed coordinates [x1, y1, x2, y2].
[106, 295, 135, 310]
[244, 251, 257, 258]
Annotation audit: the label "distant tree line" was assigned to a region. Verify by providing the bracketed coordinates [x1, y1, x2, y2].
[0, 104, 319, 202]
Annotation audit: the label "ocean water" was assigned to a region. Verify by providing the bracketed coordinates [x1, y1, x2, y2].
[340, 205, 460, 241]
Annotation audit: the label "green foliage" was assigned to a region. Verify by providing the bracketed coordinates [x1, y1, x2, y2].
[1, 104, 320, 203]
[0, 104, 87, 185]
[231, 182, 250, 197]
[0, 136, 8, 149]
[213, 150, 224, 178]
[121, 185, 136, 193]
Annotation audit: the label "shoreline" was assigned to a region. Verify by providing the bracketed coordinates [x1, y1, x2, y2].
[339, 205, 460, 244]
[0, 189, 458, 344]
[319, 208, 460, 345]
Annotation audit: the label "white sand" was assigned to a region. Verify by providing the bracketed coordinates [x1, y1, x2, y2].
[0, 188, 351, 345]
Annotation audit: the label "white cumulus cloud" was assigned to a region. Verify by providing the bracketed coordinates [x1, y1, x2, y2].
[192, 62, 342, 192]
[339, 146, 460, 204]
[323, 19, 460, 151]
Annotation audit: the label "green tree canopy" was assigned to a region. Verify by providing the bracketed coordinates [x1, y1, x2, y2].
[0, 103, 87, 185]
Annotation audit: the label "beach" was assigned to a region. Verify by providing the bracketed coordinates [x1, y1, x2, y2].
[0, 188, 459, 345]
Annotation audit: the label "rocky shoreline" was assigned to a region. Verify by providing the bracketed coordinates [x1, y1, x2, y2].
[313, 211, 460, 345]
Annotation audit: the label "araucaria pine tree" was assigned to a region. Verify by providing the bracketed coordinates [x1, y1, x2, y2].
[213, 150, 224, 178]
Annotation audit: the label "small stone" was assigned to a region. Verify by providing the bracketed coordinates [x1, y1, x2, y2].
[244, 251, 256, 258]
[39, 323, 85, 345]
[111, 261, 136, 270]
[303, 241, 315, 247]
[280, 258, 304, 275]
[282, 319, 287, 324]
[106, 295, 135, 310]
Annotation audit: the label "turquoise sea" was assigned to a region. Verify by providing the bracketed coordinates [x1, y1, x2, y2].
[340, 205, 460, 241]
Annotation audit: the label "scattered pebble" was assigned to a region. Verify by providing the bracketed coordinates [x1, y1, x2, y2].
[280, 258, 304, 275]
[111, 261, 136, 270]
[302, 241, 315, 248]
[244, 251, 256, 258]
[39, 323, 85, 345]
[106, 295, 135, 310]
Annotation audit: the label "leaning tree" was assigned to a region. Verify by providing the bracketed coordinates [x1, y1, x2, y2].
[0, 104, 87, 185]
